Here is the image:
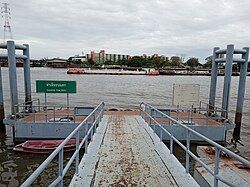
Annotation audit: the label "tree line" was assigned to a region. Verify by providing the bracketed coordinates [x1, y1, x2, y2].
[85, 55, 212, 69]
[36, 55, 250, 71]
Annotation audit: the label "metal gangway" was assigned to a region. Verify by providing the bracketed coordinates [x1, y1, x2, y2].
[21, 102, 250, 187]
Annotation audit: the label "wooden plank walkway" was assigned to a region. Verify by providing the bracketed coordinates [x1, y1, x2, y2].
[70, 115, 199, 187]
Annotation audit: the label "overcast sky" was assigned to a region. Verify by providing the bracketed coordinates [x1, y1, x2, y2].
[2, 0, 250, 62]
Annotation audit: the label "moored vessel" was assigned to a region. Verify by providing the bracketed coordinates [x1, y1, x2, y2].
[13, 139, 77, 154]
[67, 69, 84, 74]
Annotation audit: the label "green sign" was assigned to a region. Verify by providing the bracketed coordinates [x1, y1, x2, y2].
[36, 80, 77, 93]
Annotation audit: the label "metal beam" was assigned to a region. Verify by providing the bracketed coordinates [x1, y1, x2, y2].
[209, 47, 219, 113]
[7, 41, 19, 114]
[233, 47, 249, 142]
[221, 44, 234, 118]
[234, 49, 247, 54]
[214, 58, 245, 63]
[23, 44, 32, 104]
[0, 54, 28, 59]
[0, 43, 27, 50]
[0, 63, 5, 132]
[216, 49, 247, 55]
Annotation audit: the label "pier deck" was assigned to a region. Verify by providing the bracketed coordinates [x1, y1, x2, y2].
[18, 109, 222, 126]
[70, 114, 198, 186]
[10, 108, 228, 142]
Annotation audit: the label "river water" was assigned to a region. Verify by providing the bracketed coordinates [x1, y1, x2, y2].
[0, 67, 249, 186]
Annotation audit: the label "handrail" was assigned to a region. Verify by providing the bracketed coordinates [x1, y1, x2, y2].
[199, 101, 227, 113]
[14, 98, 40, 107]
[140, 102, 249, 187]
[14, 102, 94, 123]
[21, 101, 105, 187]
[149, 103, 228, 126]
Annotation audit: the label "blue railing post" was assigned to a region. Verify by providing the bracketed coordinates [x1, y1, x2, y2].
[170, 119, 173, 154]
[176, 105, 179, 120]
[93, 112, 96, 133]
[90, 123, 94, 141]
[58, 149, 63, 187]
[214, 147, 221, 187]
[160, 113, 164, 140]
[75, 131, 80, 174]
[149, 108, 152, 126]
[186, 130, 190, 173]
[191, 105, 193, 124]
[85, 122, 88, 154]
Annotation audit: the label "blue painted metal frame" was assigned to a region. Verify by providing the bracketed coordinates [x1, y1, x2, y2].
[20, 102, 105, 187]
[140, 102, 250, 187]
[0, 41, 31, 114]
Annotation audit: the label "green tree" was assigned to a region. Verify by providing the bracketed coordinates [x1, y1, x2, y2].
[185, 57, 201, 68]
[203, 56, 212, 69]
[86, 58, 95, 68]
[104, 60, 112, 65]
[161, 58, 170, 67]
[72, 59, 82, 65]
[152, 57, 162, 69]
[127, 56, 145, 67]
[116, 59, 129, 66]
[170, 56, 181, 67]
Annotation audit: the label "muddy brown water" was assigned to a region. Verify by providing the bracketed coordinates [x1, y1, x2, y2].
[0, 67, 249, 186]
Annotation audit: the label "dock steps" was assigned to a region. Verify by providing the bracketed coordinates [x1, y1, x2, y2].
[70, 115, 199, 187]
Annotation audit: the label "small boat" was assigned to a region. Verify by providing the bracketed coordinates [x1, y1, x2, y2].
[147, 71, 159, 76]
[67, 69, 84, 74]
[13, 139, 77, 154]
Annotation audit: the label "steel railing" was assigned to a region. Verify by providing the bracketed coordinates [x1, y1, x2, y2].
[21, 101, 105, 187]
[140, 102, 249, 187]
[199, 101, 228, 118]
[14, 104, 79, 123]
[14, 98, 41, 112]
[14, 100, 92, 123]
[147, 102, 229, 127]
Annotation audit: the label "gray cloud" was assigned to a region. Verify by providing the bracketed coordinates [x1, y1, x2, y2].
[2, 0, 250, 62]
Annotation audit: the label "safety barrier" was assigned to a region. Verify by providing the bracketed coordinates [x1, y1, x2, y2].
[140, 102, 250, 187]
[21, 102, 105, 187]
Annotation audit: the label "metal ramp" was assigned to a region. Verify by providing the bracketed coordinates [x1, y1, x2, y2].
[69, 115, 198, 186]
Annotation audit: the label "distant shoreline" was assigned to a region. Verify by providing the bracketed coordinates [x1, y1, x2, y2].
[2, 66, 246, 76]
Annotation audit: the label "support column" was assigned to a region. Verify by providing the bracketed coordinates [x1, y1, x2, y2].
[233, 47, 249, 142]
[221, 44, 234, 118]
[208, 47, 219, 113]
[0, 63, 5, 132]
[7, 41, 18, 114]
[23, 44, 32, 104]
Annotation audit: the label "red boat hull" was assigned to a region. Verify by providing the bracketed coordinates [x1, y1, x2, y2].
[147, 71, 159, 76]
[67, 69, 84, 74]
[13, 139, 77, 154]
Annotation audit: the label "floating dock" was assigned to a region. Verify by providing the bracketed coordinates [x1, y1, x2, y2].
[20, 102, 250, 187]
[6, 104, 233, 143]
[70, 114, 198, 186]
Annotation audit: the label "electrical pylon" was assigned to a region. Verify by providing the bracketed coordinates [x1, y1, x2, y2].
[1, 3, 13, 44]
